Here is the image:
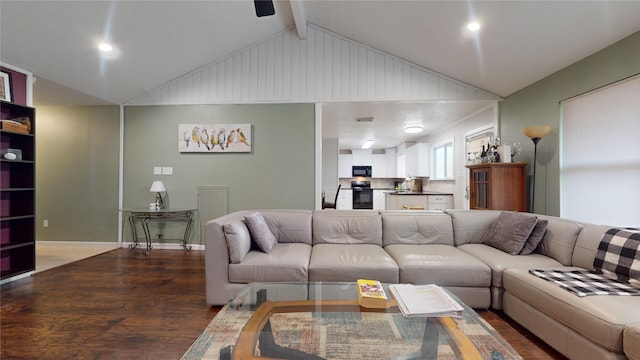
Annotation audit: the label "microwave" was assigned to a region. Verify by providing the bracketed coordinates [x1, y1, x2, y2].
[352, 165, 372, 177]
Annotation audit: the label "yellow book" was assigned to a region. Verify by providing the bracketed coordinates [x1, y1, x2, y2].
[357, 279, 388, 309]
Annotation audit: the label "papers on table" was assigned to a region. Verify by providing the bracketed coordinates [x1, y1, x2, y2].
[389, 284, 464, 318]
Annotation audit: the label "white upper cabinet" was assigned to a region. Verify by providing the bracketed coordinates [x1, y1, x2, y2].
[372, 154, 387, 178]
[384, 148, 397, 178]
[351, 149, 373, 166]
[406, 143, 430, 177]
[338, 154, 353, 178]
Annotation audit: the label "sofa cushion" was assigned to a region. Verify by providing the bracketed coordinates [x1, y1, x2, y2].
[520, 219, 549, 255]
[245, 212, 278, 253]
[573, 224, 611, 270]
[260, 210, 313, 245]
[381, 211, 454, 246]
[385, 244, 491, 287]
[223, 220, 252, 264]
[308, 243, 398, 283]
[446, 210, 502, 245]
[228, 243, 311, 283]
[312, 210, 382, 245]
[480, 212, 538, 255]
[503, 267, 640, 353]
[535, 215, 584, 266]
[458, 243, 563, 287]
[625, 323, 640, 360]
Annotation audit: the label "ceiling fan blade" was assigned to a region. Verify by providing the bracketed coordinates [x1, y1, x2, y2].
[254, 0, 275, 17]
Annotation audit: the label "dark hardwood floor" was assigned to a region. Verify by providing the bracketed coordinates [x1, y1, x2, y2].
[1, 248, 566, 359]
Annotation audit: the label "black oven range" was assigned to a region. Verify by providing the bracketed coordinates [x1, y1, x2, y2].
[351, 181, 373, 210]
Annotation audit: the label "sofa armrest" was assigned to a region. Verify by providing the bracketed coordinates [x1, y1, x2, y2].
[204, 211, 250, 305]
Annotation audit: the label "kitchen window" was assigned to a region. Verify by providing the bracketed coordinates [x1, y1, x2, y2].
[432, 141, 454, 180]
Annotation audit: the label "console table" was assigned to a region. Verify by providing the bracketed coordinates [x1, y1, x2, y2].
[121, 208, 196, 255]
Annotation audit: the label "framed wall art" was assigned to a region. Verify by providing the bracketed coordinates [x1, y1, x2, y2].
[179, 123, 252, 153]
[0, 71, 12, 102]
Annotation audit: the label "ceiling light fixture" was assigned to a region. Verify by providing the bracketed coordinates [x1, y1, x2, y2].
[361, 139, 375, 149]
[404, 125, 424, 134]
[98, 43, 113, 52]
[467, 22, 481, 32]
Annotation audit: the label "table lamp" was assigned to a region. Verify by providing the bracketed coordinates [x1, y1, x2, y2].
[523, 125, 551, 213]
[149, 181, 167, 209]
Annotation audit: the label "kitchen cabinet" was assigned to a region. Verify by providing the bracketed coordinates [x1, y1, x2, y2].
[385, 194, 428, 210]
[1, 100, 36, 281]
[338, 154, 352, 178]
[384, 148, 397, 178]
[406, 143, 429, 177]
[467, 162, 527, 211]
[428, 195, 453, 210]
[336, 189, 352, 210]
[351, 149, 372, 166]
[373, 190, 386, 210]
[371, 154, 387, 178]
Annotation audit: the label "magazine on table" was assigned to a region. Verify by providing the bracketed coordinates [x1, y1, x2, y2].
[357, 279, 389, 309]
[389, 284, 464, 318]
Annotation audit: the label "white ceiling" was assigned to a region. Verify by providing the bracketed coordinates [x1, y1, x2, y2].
[2, 1, 639, 149]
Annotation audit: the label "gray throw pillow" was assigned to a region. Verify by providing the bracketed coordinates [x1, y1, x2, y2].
[223, 221, 251, 263]
[520, 219, 549, 255]
[481, 212, 538, 255]
[245, 212, 277, 253]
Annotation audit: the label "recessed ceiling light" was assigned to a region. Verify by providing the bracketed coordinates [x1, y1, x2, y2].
[98, 43, 113, 52]
[361, 139, 375, 149]
[404, 125, 424, 134]
[467, 22, 481, 32]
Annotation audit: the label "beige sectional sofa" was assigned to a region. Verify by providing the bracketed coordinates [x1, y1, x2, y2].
[204, 209, 640, 360]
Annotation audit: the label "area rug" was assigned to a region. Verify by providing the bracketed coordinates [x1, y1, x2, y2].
[182, 305, 522, 360]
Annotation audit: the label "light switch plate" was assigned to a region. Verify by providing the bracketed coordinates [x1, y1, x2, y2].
[153, 167, 162, 175]
[162, 167, 173, 175]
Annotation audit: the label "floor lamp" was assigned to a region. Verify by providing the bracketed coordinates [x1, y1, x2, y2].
[524, 125, 551, 213]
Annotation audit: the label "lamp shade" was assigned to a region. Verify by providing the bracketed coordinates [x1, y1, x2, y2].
[149, 181, 166, 192]
[524, 125, 551, 139]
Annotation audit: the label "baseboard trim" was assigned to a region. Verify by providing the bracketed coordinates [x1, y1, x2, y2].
[37, 241, 119, 247]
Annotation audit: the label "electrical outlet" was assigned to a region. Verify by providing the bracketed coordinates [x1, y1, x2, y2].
[162, 167, 173, 175]
[43, 219, 49, 228]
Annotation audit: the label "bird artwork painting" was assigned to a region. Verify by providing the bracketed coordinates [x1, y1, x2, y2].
[183, 131, 191, 147]
[200, 129, 210, 151]
[191, 126, 201, 148]
[226, 129, 236, 149]
[179, 124, 251, 153]
[216, 129, 226, 150]
[237, 128, 249, 145]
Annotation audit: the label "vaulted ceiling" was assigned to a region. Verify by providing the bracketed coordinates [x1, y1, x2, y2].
[1, 1, 638, 148]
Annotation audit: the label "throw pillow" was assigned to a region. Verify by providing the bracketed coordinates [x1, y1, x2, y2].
[480, 212, 538, 255]
[245, 212, 278, 253]
[520, 219, 549, 255]
[223, 221, 252, 263]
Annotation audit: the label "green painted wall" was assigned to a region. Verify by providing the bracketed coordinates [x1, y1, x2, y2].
[36, 105, 120, 241]
[122, 103, 315, 218]
[499, 31, 640, 216]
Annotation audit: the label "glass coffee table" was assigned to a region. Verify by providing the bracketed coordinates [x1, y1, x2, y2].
[184, 282, 522, 360]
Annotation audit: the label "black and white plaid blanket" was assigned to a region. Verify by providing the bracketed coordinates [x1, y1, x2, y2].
[529, 269, 640, 297]
[593, 228, 640, 287]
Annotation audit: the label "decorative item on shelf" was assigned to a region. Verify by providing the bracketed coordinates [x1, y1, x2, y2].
[149, 181, 167, 209]
[1, 148, 22, 160]
[1, 117, 31, 134]
[510, 142, 521, 161]
[0, 71, 12, 102]
[524, 125, 551, 213]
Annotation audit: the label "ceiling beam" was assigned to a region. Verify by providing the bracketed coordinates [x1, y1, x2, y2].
[289, 0, 307, 39]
